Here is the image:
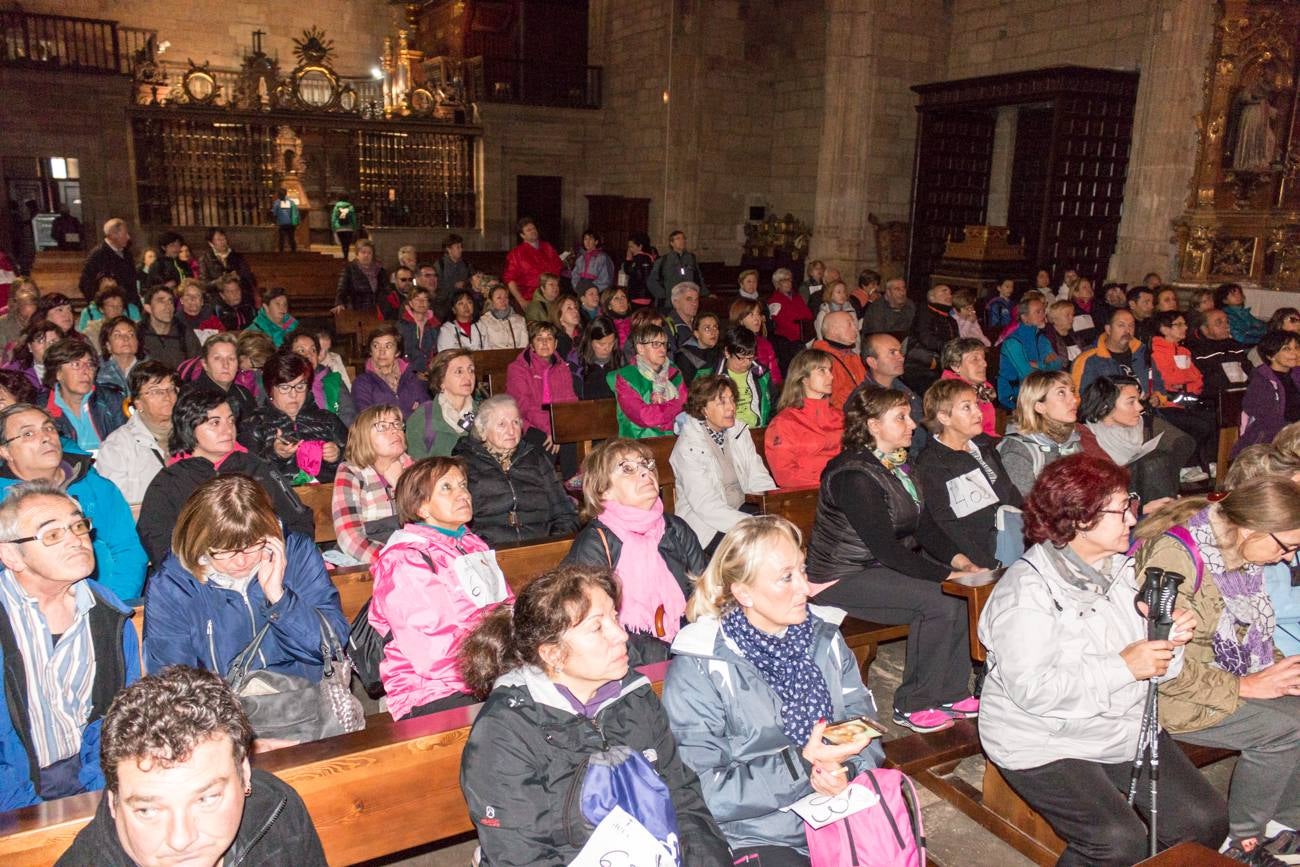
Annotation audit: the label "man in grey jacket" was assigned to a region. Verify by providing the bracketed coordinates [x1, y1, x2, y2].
[648, 230, 708, 305]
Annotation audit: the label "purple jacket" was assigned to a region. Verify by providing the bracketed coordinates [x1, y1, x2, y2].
[351, 359, 429, 419]
[504, 348, 578, 437]
[1234, 363, 1300, 456]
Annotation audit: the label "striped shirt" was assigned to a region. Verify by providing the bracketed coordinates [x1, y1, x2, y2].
[0, 571, 97, 768]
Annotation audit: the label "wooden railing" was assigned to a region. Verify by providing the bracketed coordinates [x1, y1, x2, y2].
[0, 10, 131, 75]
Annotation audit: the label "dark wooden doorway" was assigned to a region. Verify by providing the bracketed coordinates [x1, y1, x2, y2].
[585, 194, 649, 261]
[516, 175, 563, 248]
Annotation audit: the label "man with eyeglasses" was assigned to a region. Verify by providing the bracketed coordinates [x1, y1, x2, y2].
[0, 480, 141, 811]
[0, 404, 147, 601]
[42, 337, 127, 453]
[96, 362, 178, 506]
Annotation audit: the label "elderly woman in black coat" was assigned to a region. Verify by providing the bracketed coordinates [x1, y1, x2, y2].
[453, 393, 579, 547]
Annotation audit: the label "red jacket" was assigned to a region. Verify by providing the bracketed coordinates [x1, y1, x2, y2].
[1151, 337, 1203, 395]
[502, 241, 564, 301]
[763, 397, 844, 489]
[768, 290, 813, 344]
[504, 348, 578, 437]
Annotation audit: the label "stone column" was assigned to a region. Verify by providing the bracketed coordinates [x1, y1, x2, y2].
[1108, 0, 1217, 284]
[985, 107, 1019, 227]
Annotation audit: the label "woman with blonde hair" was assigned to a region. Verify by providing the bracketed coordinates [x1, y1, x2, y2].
[330, 403, 413, 564]
[996, 369, 1083, 496]
[764, 348, 843, 489]
[1132, 475, 1300, 862]
[142, 473, 348, 682]
[664, 516, 885, 865]
[564, 437, 705, 659]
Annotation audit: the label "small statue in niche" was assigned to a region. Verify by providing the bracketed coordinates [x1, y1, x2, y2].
[1230, 83, 1281, 173]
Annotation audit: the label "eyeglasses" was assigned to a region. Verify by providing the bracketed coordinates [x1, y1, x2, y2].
[274, 382, 309, 395]
[0, 422, 58, 446]
[65, 359, 97, 372]
[1097, 494, 1141, 518]
[616, 458, 656, 476]
[140, 386, 178, 399]
[7, 517, 92, 547]
[371, 420, 403, 433]
[209, 541, 267, 564]
[638, 340, 668, 349]
[731, 351, 756, 360]
[1270, 532, 1300, 555]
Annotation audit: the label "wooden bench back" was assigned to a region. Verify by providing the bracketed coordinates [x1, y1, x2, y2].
[550, 398, 618, 462]
[472, 348, 519, 397]
[292, 484, 336, 545]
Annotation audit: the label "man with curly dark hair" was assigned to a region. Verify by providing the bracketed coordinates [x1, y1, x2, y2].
[56, 665, 325, 866]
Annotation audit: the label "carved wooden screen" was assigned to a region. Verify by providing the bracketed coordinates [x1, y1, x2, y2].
[1007, 106, 1053, 267]
[1042, 90, 1135, 283]
[133, 116, 278, 227]
[908, 110, 996, 287]
[351, 129, 476, 228]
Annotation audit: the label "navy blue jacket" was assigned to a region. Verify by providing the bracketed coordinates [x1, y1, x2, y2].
[0, 580, 140, 811]
[141, 530, 347, 682]
[45, 385, 127, 451]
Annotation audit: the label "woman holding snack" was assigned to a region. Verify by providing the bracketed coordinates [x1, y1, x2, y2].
[978, 454, 1227, 866]
[663, 515, 885, 866]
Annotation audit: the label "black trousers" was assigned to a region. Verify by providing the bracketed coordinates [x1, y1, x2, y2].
[337, 230, 355, 259]
[522, 426, 578, 478]
[702, 501, 762, 558]
[814, 565, 970, 713]
[277, 224, 297, 252]
[1154, 404, 1217, 467]
[997, 731, 1228, 866]
[730, 844, 810, 866]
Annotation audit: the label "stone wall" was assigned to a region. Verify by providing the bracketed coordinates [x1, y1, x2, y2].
[18, 0, 394, 77]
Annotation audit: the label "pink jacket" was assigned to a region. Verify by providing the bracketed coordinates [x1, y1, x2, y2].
[368, 524, 513, 719]
[505, 348, 578, 437]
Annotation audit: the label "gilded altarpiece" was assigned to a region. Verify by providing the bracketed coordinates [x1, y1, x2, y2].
[1176, 0, 1300, 290]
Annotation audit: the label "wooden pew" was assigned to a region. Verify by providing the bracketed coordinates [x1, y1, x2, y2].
[550, 398, 618, 463]
[495, 534, 574, 592]
[0, 660, 673, 867]
[1215, 386, 1246, 487]
[471, 348, 519, 397]
[293, 484, 336, 545]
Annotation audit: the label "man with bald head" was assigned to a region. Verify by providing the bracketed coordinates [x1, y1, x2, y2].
[78, 218, 140, 308]
[810, 310, 866, 408]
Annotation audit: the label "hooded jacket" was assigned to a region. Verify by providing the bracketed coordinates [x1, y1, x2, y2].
[1150, 336, 1203, 395]
[459, 665, 730, 867]
[142, 529, 347, 682]
[335, 261, 387, 312]
[397, 306, 439, 375]
[369, 524, 512, 720]
[136, 450, 313, 567]
[669, 416, 775, 547]
[55, 767, 326, 866]
[1235, 362, 1300, 456]
[238, 403, 347, 485]
[763, 398, 843, 490]
[247, 308, 297, 348]
[673, 339, 721, 384]
[913, 433, 1022, 569]
[0, 579, 139, 812]
[978, 543, 1183, 769]
[477, 310, 528, 351]
[0, 455, 147, 601]
[406, 395, 477, 459]
[663, 608, 884, 852]
[45, 384, 127, 451]
[505, 348, 579, 438]
[1186, 334, 1252, 400]
[453, 436, 579, 547]
[1224, 304, 1267, 346]
[996, 429, 1084, 497]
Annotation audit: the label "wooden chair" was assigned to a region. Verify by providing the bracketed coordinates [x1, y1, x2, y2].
[292, 484, 336, 545]
[1214, 386, 1246, 486]
[333, 308, 376, 362]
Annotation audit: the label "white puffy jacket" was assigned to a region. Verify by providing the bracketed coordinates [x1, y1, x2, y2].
[669, 416, 775, 547]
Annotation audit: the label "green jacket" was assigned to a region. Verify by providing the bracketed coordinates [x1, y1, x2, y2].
[330, 200, 359, 232]
[406, 397, 478, 458]
[693, 364, 772, 426]
[607, 363, 684, 439]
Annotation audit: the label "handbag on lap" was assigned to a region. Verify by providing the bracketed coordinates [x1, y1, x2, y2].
[226, 608, 365, 742]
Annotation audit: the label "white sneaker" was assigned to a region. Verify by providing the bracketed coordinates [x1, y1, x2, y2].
[1180, 467, 1209, 483]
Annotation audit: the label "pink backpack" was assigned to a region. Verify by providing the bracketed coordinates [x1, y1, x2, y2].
[805, 768, 926, 867]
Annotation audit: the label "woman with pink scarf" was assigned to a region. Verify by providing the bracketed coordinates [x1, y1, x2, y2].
[563, 438, 707, 663]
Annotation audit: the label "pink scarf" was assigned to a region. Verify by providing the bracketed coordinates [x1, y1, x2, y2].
[295, 439, 324, 478]
[599, 498, 686, 640]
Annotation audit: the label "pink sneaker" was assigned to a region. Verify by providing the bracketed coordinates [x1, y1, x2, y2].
[942, 696, 980, 719]
[892, 708, 955, 733]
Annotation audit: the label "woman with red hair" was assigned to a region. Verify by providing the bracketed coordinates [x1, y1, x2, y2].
[977, 455, 1226, 865]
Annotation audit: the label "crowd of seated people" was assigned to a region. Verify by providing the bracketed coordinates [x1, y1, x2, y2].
[0, 223, 1296, 867]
